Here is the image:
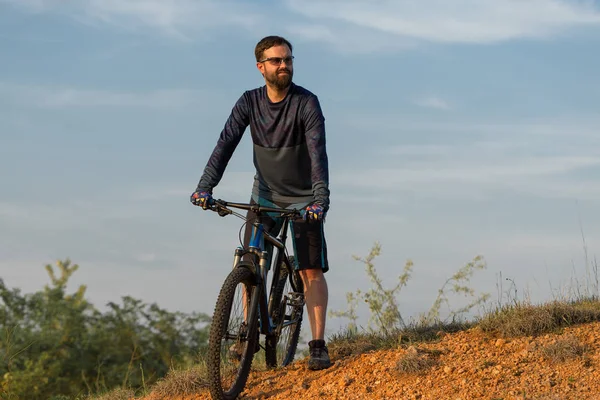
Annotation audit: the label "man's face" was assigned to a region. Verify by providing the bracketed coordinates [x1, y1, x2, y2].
[257, 44, 293, 90]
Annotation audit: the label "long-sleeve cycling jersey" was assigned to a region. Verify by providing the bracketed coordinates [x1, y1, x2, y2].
[196, 83, 330, 210]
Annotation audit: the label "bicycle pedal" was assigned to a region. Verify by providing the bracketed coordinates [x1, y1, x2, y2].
[287, 292, 305, 307]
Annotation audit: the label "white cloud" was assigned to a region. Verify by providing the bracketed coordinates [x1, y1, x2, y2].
[0, 82, 201, 109]
[5, 0, 599, 50]
[133, 252, 157, 262]
[413, 95, 451, 110]
[0, 203, 31, 219]
[80, 0, 262, 39]
[0, 0, 53, 12]
[508, 178, 600, 200]
[340, 156, 600, 187]
[129, 172, 256, 201]
[335, 113, 600, 150]
[0, 200, 141, 230]
[333, 115, 600, 201]
[0, 0, 264, 39]
[286, 0, 600, 45]
[383, 144, 453, 157]
[287, 23, 417, 54]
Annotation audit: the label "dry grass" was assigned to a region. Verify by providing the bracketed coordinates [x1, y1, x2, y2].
[477, 298, 600, 337]
[397, 320, 471, 343]
[326, 298, 600, 376]
[327, 330, 379, 359]
[540, 335, 590, 363]
[147, 364, 209, 399]
[395, 347, 439, 374]
[90, 388, 135, 400]
[328, 321, 470, 359]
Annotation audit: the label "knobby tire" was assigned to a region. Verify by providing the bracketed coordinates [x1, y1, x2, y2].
[207, 265, 259, 400]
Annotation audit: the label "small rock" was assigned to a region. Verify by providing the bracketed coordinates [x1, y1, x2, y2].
[340, 375, 354, 387]
[444, 366, 454, 374]
[495, 339, 506, 347]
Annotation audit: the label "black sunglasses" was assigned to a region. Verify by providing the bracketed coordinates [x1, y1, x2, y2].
[258, 56, 294, 66]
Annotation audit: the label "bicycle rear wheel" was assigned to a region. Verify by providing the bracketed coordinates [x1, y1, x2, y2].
[207, 264, 260, 400]
[265, 256, 304, 368]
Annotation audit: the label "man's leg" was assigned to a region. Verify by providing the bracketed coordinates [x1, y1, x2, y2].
[299, 268, 328, 340]
[292, 218, 331, 370]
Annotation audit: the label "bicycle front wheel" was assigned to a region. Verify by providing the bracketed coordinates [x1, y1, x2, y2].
[207, 264, 260, 400]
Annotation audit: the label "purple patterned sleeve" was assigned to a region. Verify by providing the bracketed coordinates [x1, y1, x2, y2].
[303, 96, 331, 210]
[196, 94, 250, 193]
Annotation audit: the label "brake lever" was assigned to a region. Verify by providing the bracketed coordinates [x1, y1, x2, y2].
[217, 207, 232, 217]
[210, 200, 231, 217]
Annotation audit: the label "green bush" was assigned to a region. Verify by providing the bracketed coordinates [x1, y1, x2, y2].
[0, 259, 210, 400]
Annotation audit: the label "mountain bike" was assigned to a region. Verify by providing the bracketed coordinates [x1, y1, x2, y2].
[203, 198, 306, 400]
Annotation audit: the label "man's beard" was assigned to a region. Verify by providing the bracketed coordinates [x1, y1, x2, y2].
[266, 68, 293, 90]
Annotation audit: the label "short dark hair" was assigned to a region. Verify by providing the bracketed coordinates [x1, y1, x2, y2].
[254, 36, 293, 62]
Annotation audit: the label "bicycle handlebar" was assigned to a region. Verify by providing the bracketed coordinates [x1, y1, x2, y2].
[206, 199, 305, 219]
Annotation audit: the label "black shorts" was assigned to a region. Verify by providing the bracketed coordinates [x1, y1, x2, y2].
[242, 196, 329, 273]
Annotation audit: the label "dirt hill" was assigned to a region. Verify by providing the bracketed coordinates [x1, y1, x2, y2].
[144, 321, 600, 400]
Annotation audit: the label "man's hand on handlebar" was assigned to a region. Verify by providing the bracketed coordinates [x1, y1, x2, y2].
[303, 203, 326, 222]
[190, 190, 213, 210]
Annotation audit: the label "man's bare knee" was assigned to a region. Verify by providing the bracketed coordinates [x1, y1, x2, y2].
[300, 268, 325, 283]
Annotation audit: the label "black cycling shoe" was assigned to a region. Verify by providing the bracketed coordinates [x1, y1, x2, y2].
[307, 339, 332, 370]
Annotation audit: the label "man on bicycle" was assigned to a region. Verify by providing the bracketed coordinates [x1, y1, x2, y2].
[190, 35, 332, 370]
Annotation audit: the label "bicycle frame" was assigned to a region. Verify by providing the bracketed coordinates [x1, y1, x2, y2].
[211, 200, 303, 336]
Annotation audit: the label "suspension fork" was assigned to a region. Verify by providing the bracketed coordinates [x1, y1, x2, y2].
[257, 249, 279, 334]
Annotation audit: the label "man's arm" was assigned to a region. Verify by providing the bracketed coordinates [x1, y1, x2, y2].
[196, 94, 250, 193]
[303, 95, 330, 211]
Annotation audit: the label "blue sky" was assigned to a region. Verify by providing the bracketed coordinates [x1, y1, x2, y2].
[2, 0, 600, 335]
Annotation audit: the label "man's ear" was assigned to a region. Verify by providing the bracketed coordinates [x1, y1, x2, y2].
[256, 62, 264, 75]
